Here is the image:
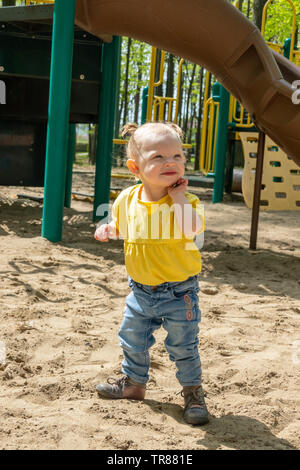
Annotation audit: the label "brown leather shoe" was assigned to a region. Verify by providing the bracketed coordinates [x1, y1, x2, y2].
[96, 375, 146, 400]
[181, 385, 209, 425]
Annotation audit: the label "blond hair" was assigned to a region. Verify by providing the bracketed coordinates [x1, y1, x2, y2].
[121, 121, 184, 161]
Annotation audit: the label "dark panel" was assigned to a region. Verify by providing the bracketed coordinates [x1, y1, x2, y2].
[0, 120, 46, 186]
[0, 76, 100, 123]
[0, 31, 102, 81]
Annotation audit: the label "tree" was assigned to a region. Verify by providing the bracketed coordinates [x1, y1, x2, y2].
[122, 37, 132, 126]
[183, 63, 196, 140]
[253, 0, 268, 29]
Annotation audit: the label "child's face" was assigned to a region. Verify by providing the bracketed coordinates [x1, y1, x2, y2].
[128, 132, 186, 188]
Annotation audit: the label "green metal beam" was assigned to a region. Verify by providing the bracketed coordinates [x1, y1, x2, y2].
[0, 5, 54, 22]
[93, 36, 121, 222]
[42, 0, 76, 242]
[212, 82, 230, 204]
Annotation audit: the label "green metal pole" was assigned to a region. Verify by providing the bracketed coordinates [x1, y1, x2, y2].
[141, 86, 149, 124]
[93, 36, 121, 222]
[42, 0, 76, 241]
[283, 38, 291, 59]
[64, 124, 76, 208]
[212, 82, 230, 203]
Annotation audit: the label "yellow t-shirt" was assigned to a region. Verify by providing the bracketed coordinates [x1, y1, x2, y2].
[112, 184, 204, 285]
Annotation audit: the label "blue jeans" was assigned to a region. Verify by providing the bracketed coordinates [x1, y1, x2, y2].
[118, 275, 202, 387]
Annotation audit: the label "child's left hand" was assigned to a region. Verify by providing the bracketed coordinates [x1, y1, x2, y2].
[167, 177, 188, 199]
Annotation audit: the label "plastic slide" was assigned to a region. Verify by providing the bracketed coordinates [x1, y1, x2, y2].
[75, 0, 300, 167]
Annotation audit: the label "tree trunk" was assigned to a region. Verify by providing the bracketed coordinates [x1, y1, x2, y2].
[153, 49, 163, 121]
[133, 84, 141, 124]
[133, 43, 143, 123]
[166, 53, 175, 121]
[253, 0, 268, 30]
[247, 0, 251, 18]
[88, 124, 97, 165]
[122, 37, 132, 126]
[188, 102, 196, 144]
[177, 59, 184, 127]
[183, 63, 196, 140]
[194, 67, 204, 171]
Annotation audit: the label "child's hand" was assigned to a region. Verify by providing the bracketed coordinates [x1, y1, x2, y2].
[167, 177, 188, 199]
[94, 223, 117, 242]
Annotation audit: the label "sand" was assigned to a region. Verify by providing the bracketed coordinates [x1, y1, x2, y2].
[0, 168, 299, 450]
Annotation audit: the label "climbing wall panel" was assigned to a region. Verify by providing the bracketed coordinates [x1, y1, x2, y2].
[240, 132, 300, 211]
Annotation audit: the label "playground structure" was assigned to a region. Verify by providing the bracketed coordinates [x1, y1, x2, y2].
[0, 0, 300, 244]
[75, 0, 300, 167]
[199, 0, 300, 210]
[240, 132, 300, 210]
[0, 0, 120, 241]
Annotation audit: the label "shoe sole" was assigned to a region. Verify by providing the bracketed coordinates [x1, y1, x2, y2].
[96, 386, 145, 400]
[184, 415, 209, 425]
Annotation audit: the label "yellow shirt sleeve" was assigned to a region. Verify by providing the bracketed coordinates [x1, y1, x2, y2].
[184, 192, 205, 234]
[111, 185, 134, 237]
[111, 195, 120, 232]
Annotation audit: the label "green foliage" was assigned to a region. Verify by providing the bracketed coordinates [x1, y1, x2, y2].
[263, 0, 300, 45]
[231, 0, 300, 44]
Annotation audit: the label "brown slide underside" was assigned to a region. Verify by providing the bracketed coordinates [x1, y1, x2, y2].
[75, 0, 300, 167]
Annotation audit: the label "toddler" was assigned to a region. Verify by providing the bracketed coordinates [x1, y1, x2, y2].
[94, 122, 208, 425]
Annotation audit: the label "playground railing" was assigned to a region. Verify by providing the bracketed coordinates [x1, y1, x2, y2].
[146, 47, 185, 125]
[199, 97, 219, 176]
[153, 96, 176, 122]
[293, 49, 300, 66]
[228, 96, 254, 129]
[24, 1, 54, 4]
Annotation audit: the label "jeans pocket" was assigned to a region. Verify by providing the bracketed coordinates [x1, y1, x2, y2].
[172, 286, 193, 299]
[172, 279, 200, 299]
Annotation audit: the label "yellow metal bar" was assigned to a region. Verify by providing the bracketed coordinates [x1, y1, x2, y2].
[266, 42, 283, 54]
[153, 51, 165, 87]
[206, 100, 215, 173]
[228, 95, 234, 123]
[111, 173, 135, 179]
[146, 47, 157, 122]
[25, 0, 54, 4]
[211, 103, 220, 171]
[113, 139, 127, 145]
[200, 97, 220, 175]
[199, 98, 210, 173]
[262, 0, 296, 61]
[293, 50, 300, 66]
[231, 96, 254, 128]
[159, 98, 164, 121]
